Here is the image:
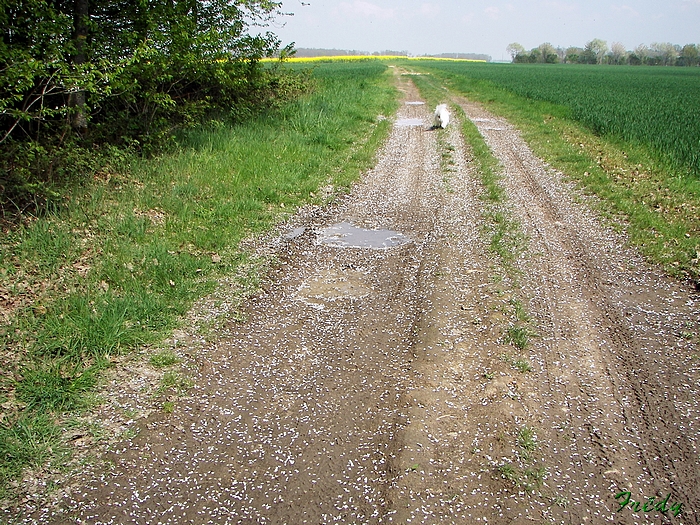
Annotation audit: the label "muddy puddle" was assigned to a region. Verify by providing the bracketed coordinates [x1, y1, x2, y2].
[316, 222, 411, 249]
[283, 226, 306, 240]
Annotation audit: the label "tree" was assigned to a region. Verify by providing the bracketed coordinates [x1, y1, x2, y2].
[629, 44, 649, 65]
[565, 46, 583, 64]
[556, 46, 567, 63]
[583, 38, 608, 64]
[1, 0, 287, 143]
[506, 43, 525, 62]
[538, 42, 558, 63]
[1, 0, 294, 207]
[650, 42, 678, 66]
[528, 47, 542, 63]
[68, 0, 89, 131]
[679, 44, 699, 66]
[608, 42, 628, 65]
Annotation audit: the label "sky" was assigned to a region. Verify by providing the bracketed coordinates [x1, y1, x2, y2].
[266, 0, 700, 61]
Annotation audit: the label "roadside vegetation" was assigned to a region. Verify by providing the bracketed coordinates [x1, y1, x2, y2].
[413, 61, 700, 286]
[1, 0, 296, 215]
[0, 61, 397, 500]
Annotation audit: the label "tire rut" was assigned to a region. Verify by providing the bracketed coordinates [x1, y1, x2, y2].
[34, 74, 448, 525]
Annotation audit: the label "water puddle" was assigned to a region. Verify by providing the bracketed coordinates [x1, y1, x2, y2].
[405, 101, 425, 106]
[395, 118, 425, 127]
[317, 222, 411, 249]
[296, 268, 372, 309]
[471, 117, 505, 130]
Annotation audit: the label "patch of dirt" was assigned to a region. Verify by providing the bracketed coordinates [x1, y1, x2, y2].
[9, 73, 700, 525]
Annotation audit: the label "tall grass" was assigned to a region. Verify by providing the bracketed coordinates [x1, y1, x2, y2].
[0, 61, 398, 498]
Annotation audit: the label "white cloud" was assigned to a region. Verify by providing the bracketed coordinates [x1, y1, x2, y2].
[339, 1, 395, 19]
[418, 3, 441, 16]
[542, 0, 578, 13]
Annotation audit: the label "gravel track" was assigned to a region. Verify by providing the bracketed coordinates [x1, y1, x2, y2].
[13, 73, 699, 525]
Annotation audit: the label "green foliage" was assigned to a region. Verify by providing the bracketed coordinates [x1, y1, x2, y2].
[517, 426, 538, 451]
[150, 351, 180, 368]
[0, 0, 295, 211]
[16, 358, 102, 411]
[505, 325, 531, 350]
[0, 413, 64, 499]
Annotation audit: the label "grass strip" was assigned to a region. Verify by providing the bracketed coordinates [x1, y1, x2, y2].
[0, 61, 398, 498]
[410, 72, 534, 356]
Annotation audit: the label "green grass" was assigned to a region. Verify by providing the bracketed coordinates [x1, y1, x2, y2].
[504, 325, 532, 350]
[500, 352, 533, 373]
[410, 61, 700, 283]
[517, 426, 538, 452]
[0, 61, 398, 499]
[149, 350, 180, 368]
[498, 426, 545, 492]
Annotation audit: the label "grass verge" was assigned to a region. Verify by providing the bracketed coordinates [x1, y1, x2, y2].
[0, 61, 398, 501]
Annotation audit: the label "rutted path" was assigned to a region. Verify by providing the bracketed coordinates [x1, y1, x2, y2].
[20, 73, 700, 525]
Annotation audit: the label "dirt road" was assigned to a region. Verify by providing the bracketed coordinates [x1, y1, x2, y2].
[23, 74, 699, 524]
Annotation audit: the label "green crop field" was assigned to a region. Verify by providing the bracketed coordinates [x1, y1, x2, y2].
[416, 62, 700, 177]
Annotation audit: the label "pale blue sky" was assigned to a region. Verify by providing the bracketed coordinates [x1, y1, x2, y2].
[269, 0, 700, 61]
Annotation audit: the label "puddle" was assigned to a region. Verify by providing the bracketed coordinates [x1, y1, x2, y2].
[296, 269, 372, 309]
[317, 222, 411, 249]
[395, 118, 425, 127]
[405, 101, 425, 106]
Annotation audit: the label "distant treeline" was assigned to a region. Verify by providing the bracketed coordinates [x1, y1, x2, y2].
[293, 49, 491, 62]
[507, 40, 700, 66]
[294, 48, 409, 58]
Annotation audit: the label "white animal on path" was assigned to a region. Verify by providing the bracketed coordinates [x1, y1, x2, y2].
[434, 103, 450, 129]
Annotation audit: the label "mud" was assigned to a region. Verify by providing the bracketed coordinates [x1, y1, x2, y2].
[12, 73, 699, 525]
